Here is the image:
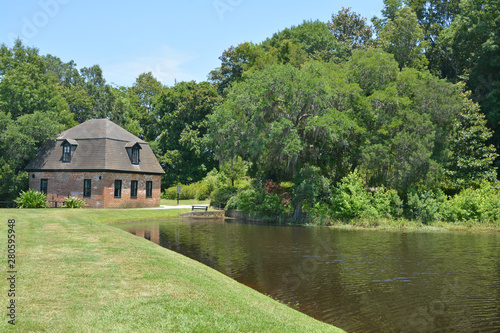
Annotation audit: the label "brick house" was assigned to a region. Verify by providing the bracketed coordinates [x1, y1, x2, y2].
[25, 119, 165, 208]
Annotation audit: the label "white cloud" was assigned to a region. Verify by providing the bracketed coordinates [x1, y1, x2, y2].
[101, 45, 198, 87]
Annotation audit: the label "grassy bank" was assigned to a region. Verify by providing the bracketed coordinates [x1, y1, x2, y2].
[0, 208, 344, 332]
[318, 218, 500, 232]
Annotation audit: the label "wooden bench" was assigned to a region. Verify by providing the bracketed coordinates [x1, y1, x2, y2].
[48, 201, 65, 208]
[191, 205, 208, 211]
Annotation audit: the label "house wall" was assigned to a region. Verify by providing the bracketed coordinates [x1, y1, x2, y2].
[28, 171, 161, 208]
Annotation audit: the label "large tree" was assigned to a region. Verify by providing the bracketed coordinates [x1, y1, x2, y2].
[153, 81, 222, 188]
[206, 62, 360, 182]
[377, 7, 429, 69]
[328, 7, 375, 57]
[446, 84, 498, 189]
[262, 20, 346, 62]
[0, 41, 77, 200]
[129, 72, 164, 141]
[440, 0, 500, 163]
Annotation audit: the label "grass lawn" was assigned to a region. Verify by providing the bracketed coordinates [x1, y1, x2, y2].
[160, 199, 211, 206]
[0, 208, 344, 332]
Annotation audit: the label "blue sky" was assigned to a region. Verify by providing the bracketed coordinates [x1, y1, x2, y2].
[1, 0, 384, 87]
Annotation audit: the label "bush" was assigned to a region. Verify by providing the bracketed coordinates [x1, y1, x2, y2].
[226, 188, 259, 212]
[442, 181, 500, 222]
[15, 189, 47, 208]
[199, 168, 229, 194]
[407, 189, 446, 224]
[330, 171, 404, 221]
[226, 188, 285, 221]
[162, 183, 203, 200]
[331, 171, 378, 219]
[256, 192, 284, 217]
[211, 185, 238, 208]
[64, 197, 87, 208]
[371, 187, 403, 218]
[308, 202, 332, 225]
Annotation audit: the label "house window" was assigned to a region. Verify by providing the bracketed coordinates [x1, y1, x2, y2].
[62, 143, 71, 162]
[146, 181, 153, 198]
[40, 179, 48, 194]
[131, 147, 140, 165]
[83, 179, 91, 198]
[114, 180, 122, 198]
[130, 180, 138, 198]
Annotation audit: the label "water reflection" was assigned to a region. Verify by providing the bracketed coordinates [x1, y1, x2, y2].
[116, 219, 500, 332]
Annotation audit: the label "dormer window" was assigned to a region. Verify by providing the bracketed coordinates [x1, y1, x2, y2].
[132, 146, 140, 164]
[62, 143, 71, 162]
[126, 142, 142, 165]
[61, 139, 78, 163]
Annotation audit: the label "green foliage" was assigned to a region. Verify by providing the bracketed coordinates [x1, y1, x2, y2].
[330, 170, 403, 220]
[331, 171, 378, 219]
[201, 168, 230, 194]
[207, 62, 344, 181]
[263, 20, 342, 62]
[220, 156, 249, 187]
[446, 84, 498, 189]
[407, 189, 446, 223]
[162, 183, 208, 201]
[328, 7, 375, 56]
[153, 81, 222, 189]
[14, 189, 47, 208]
[348, 48, 399, 96]
[225, 187, 286, 221]
[442, 181, 500, 222]
[441, 0, 500, 155]
[377, 6, 429, 69]
[0, 163, 28, 201]
[293, 164, 331, 210]
[372, 187, 404, 218]
[211, 185, 238, 207]
[226, 188, 257, 212]
[257, 193, 285, 218]
[64, 197, 88, 208]
[129, 72, 165, 141]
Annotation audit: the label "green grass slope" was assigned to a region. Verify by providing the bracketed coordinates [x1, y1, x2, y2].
[0, 209, 344, 332]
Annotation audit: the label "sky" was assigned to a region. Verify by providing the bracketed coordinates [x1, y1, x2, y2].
[1, 0, 385, 87]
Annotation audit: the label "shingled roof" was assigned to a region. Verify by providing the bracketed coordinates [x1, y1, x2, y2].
[26, 119, 165, 174]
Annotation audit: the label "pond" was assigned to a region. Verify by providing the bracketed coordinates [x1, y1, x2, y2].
[115, 219, 500, 332]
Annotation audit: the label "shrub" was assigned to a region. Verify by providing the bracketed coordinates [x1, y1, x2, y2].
[331, 171, 378, 219]
[293, 165, 331, 209]
[162, 183, 202, 200]
[64, 197, 87, 208]
[14, 189, 47, 208]
[226, 188, 286, 221]
[329, 171, 404, 221]
[202, 168, 229, 192]
[442, 181, 500, 222]
[371, 187, 403, 218]
[407, 189, 446, 224]
[256, 192, 284, 218]
[226, 188, 259, 212]
[308, 202, 332, 225]
[211, 184, 238, 208]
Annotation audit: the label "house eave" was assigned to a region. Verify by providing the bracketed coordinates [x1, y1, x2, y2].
[25, 168, 165, 175]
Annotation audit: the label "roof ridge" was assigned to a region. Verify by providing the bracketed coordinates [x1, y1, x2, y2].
[58, 119, 145, 143]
